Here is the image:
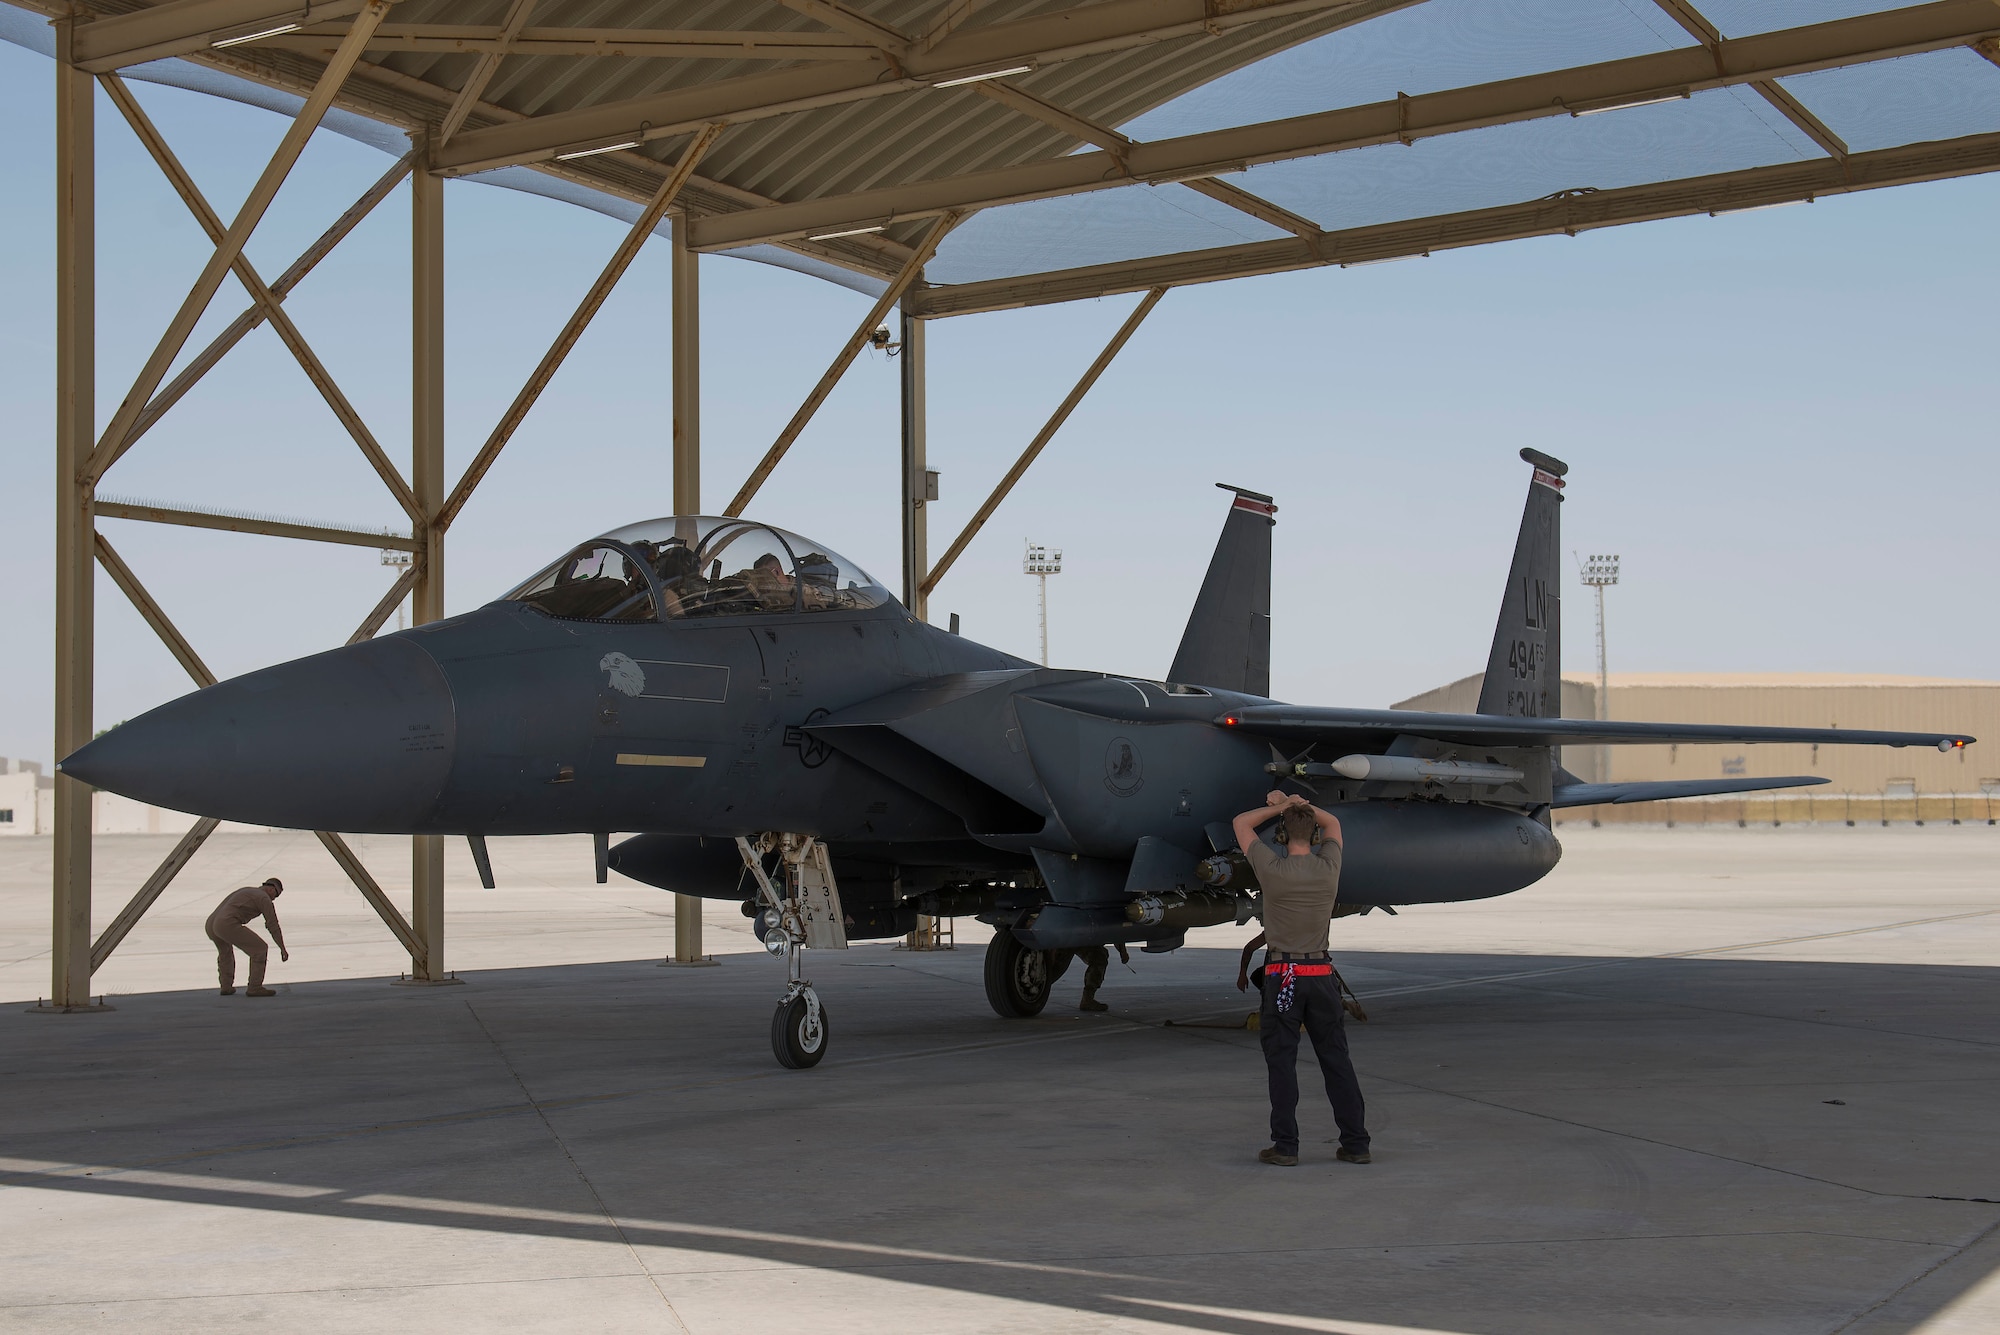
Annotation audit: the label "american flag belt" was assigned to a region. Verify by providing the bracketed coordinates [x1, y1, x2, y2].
[1269, 959, 1332, 1013]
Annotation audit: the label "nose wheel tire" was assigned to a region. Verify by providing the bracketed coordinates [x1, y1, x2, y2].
[984, 931, 1054, 1018]
[772, 992, 830, 1068]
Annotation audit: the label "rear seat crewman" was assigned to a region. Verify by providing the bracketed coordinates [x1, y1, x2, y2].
[206, 877, 289, 997]
[1233, 791, 1370, 1167]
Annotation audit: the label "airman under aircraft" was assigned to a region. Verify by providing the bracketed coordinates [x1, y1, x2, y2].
[63, 451, 1975, 1067]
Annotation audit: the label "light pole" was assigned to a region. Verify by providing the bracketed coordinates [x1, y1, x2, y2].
[381, 548, 413, 631]
[1024, 541, 1062, 666]
[1577, 552, 1620, 784]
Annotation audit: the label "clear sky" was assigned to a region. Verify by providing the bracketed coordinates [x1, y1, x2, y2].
[2, 40, 1995, 772]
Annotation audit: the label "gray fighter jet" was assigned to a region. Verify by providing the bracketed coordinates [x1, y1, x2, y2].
[63, 451, 1974, 1067]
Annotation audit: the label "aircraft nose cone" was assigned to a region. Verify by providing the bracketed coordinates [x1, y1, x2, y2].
[60, 636, 456, 832]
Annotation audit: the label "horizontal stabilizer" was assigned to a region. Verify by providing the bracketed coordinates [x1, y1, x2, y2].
[1551, 775, 1827, 808]
[1219, 704, 1975, 752]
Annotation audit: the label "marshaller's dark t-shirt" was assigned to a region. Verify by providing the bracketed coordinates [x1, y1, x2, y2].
[1246, 839, 1342, 956]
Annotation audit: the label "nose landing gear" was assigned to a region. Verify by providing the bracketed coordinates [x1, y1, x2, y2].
[772, 983, 829, 1068]
[737, 834, 848, 1068]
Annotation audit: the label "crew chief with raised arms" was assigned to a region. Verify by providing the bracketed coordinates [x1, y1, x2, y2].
[1233, 791, 1370, 1166]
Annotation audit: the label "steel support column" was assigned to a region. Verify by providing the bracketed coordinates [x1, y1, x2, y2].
[897, 303, 950, 951]
[671, 214, 700, 515]
[899, 303, 927, 620]
[406, 139, 455, 985]
[667, 212, 711, 966]
[48, 22, 101, 1011]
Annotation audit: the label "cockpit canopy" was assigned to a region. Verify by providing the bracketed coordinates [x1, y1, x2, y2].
[504, 517, 893, 624]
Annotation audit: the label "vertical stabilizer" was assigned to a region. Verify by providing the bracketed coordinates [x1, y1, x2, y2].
[1169, 484, 1276, 696]
[1476, 450, 1566, 717]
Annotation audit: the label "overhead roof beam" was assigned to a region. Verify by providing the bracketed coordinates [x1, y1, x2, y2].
[1649, 0, 1849, 158]
[70, 0, 370, 72]
[255, 25, 887, 59]
[437, 0, 535, 145]
[774, 0, 911, 48]
[908, 129, 2000, 317]
[972, 80, 1325, 240]
[690, 0, 1999, 251]
[432, 0, 1380, 173]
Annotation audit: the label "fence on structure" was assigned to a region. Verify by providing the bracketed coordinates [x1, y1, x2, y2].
[1555, 791, 2000, 828]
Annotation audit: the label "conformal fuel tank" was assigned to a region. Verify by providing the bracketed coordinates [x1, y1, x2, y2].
[1327, 801, 1561, 906]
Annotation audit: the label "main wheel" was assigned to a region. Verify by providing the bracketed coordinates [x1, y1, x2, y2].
[984, 931, 1053, 1018]
[771, 993, 830, 1068]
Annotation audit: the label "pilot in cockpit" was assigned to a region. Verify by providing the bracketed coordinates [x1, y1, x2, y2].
[647, 542, 704, 617]
[743, 552, 797, 611]
[796, 552, 838, 610]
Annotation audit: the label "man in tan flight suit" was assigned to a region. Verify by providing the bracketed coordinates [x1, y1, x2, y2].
[206, 877, 289, 997]
[1232, 791, 1369, 1167]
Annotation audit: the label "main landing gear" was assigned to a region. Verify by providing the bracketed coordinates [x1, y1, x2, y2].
[983, 931, 1071, 1018]
[736, 834, 848, 1069]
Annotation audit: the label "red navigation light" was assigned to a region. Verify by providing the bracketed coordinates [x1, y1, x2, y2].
[1224, 716, 1238, 726]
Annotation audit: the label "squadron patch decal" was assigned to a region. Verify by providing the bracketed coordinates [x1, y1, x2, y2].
[1104, 736, 1144, 797]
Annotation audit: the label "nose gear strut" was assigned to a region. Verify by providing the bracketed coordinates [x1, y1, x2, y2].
[736, 834, 848, 1068]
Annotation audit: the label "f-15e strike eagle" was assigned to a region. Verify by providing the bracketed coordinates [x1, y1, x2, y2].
[64, 450, 1974, 1067]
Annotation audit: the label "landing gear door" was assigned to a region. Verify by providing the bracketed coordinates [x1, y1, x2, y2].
[795, 841, 849, 950]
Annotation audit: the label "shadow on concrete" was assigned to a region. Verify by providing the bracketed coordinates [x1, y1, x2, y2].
[5, 946, 2000, 1333]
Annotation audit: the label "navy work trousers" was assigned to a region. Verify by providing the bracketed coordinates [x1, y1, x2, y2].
[1259, 971, 1369, 1156]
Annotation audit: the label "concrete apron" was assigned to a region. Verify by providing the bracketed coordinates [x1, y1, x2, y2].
[0, 827, 1996, 1334]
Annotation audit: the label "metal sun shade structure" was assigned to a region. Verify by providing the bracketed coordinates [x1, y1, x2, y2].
[23, 0, 2000, 1008]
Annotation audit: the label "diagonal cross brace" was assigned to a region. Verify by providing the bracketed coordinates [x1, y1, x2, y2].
[90, 818, 224, 974]
[315, 831, 424, 958]
[922, 287, 1166, 597]
[84, 0, 395, 486]
[438, 0, 536, 144]
[435, 124, 725, 533]
[99, 75, 423, 523]
[725, 212, 958, 517]
[350, 561, 424, 644]
[122, 152, 414, 454]
[94, 531, 216, 688]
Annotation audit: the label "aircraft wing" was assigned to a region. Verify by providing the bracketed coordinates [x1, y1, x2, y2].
[1550, 775, 1827, 808]
[1218, 705, 1975, 752]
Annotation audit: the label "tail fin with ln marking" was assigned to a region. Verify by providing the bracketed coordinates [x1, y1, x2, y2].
[1476, 449, 1566, 718]
[1169, 483, 1277, 696]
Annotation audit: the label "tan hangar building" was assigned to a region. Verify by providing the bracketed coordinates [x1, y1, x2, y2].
[1393, 674, 2000, 815]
